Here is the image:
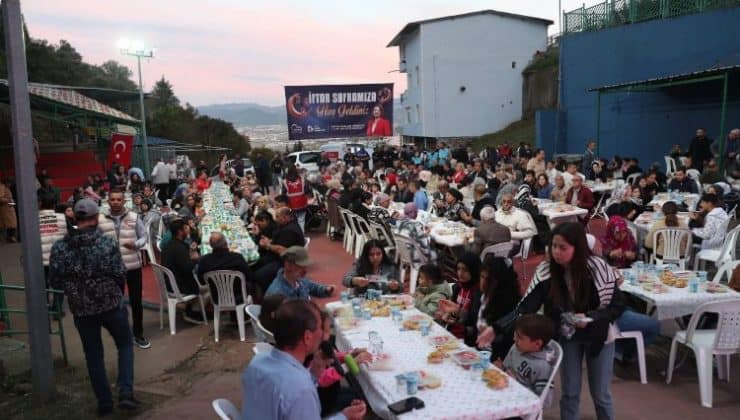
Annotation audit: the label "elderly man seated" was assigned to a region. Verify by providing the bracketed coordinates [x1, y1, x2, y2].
[565, 174, 595, 212]
[198, 232, 254, 303]
[265, 246, 335, 299]
[471, 183, 497, 225]
[494, 193, 536, 251]
[472, 206, 511, 254]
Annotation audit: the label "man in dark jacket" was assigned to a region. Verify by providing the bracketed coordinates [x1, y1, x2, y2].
[49, 199, 139, 416]
[198, 232, 253, 303]
[161, 219, 199, 296]
[688, 128, 712, 172]
[471, 184, 497, 223]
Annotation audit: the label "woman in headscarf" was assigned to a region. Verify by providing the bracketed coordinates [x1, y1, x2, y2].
[601, 216, 638, 268]
[395, 203, 436, 264]
[436, 251, 481, 345]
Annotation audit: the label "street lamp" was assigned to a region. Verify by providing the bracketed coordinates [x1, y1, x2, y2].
[118, 38, 154, 175]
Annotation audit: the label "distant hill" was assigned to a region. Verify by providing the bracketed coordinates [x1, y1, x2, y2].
[198, 99, 403, 127]
[197, 103, 286, 126]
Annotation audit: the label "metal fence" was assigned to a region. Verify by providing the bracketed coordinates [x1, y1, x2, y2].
[564, 0, 740, 33]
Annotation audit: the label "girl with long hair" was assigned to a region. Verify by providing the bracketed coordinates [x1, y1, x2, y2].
[341, 239, 400, 294]
[478, 222, 624, 420]
[474, 256, 521, 359]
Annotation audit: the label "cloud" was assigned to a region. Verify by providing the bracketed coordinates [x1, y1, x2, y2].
[20, 0, 564, 105]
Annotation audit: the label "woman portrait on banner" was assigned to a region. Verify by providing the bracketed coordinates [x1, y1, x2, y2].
[366, 104, 391, 137]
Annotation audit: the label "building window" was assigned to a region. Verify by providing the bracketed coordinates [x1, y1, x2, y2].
[416, 104, 421, 122]
[406, 108, 412, 124]
[408, 72, 413, 87]
[511, 61, 516, 69]
[415, 65, 420, 87]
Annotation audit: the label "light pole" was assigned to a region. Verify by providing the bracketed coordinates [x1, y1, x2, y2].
[118, 39, 154, 176]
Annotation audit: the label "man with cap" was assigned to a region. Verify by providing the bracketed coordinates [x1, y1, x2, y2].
[49, 199, 139, 416]
[264, 246, 335, 299]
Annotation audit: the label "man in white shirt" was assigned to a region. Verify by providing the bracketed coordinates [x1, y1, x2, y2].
[494, 193, 537, 243]
[166, 157, 178, 200]
[561, 162, 585, 189]
[150, 158, 170, 203]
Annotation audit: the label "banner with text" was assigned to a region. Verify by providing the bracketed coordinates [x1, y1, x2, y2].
[284, 83, 393, 140]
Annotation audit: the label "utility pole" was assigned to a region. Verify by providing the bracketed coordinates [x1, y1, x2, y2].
[2, 0, 56, 402]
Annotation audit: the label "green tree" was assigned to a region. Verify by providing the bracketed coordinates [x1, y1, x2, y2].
[151, 76, 180, 109]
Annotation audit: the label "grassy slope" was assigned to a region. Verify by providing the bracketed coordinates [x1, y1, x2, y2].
[471, 117, 536, 152]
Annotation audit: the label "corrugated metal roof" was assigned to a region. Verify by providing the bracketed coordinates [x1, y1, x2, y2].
[589, 65, 740, 92]
[387, 9, 553, 47]
[0, 79, 139, 123]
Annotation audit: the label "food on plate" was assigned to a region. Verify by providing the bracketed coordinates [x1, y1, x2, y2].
[429, 335, 454, 346]
[660, 271, 678, 286]
[482, 369, 509, 390]
[337, 318, 360, 330]
[427, 350, 446, 364]
[364, 300, 384, 309]
[371, 306, 391, 317]
[451, 350, 480, 366]
[672, 279, 688, 288]
[419, 370, 442, 389]
[384, 295, 413, 308]
[403, 319, 421, 330]
[705, 283, 729, 293]
[438, 341, 461, 351]
[642, 283, 669, 294]
[436, 228, 453, 235]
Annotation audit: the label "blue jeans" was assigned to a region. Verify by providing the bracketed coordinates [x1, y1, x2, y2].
[74, 307, 134, 410]
[616, 309, 660, 357]
[560, 338, 615, 420]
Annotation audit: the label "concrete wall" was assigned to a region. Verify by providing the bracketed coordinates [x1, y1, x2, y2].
[397, 13, 548, 138]
[522, 65, 558, 118]
[559, 7, 740, 168]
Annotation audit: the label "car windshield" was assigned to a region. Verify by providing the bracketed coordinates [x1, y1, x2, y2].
[299, 153, 320, 163]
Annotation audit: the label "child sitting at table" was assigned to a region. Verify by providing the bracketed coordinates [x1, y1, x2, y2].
[306, 310, 372, 416]
[495, 314, 556, 400]
[414, 264, 451, 316]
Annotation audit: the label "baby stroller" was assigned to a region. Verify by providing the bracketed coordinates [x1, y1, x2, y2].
[305, 189, 327, 232]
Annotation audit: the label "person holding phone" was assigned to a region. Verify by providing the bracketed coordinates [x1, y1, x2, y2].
[477, 223, 624, 420]
[342, 240, 401, 295]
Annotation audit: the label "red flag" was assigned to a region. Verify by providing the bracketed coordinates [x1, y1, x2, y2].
[107, 133, 134, 170]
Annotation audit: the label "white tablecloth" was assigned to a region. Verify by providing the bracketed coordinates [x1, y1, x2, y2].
[585, 180, 618, 193]
[620, 271, 740, 320]
[327, 302, 542, 420]
[633, 212, 691, 232]
[199, 182, 259, 263]
[538, 203, 588, 223]
[648, 193, 699, 209]
[428, 221, 473, 248]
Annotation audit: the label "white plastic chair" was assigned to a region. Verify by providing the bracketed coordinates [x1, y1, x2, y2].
[535, 340, 563, 420]
[711, 260, 740, 284]
[666, 299, 740, 407]
[352, 214, 374, 258]
[339, 208, 356, 254]
[393, 233, 424, 294]
[203, 270, 250, 342]
[369, 220, 396, 256]
[626, 172, 642, 186]
[304, 237, 311, 249]
[694, 223, 739, 270]
[480, 241, 514, 261]
[615, 330, 648, 384]
[245, 304, 275, 344]
[664, 156, 677, 177]
[212, 398, 241, 420]
[686, 168, 701, 181]
[650, 228, 692, 269]
[151, 263, 208, 335]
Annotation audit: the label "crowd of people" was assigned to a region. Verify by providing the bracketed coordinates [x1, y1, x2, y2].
[4, 124, 740, 418]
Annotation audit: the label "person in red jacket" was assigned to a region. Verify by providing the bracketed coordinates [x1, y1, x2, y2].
[366, 105, 391, 137]
[283, 166, 310, 232]
[564, 175, 594, 212]
[194, 170, 212, 192]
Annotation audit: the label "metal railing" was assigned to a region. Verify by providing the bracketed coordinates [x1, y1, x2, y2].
[563, 0, 740, 34]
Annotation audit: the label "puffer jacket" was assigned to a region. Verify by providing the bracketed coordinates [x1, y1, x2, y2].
[49, 227, 126, 317]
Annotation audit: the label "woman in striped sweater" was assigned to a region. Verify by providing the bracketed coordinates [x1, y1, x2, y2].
[478, 222, 624, 420]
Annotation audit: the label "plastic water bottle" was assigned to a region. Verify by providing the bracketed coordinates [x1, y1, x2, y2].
[689, 277, 699, 293]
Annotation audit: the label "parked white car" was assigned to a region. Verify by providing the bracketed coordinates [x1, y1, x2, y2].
[286, 151, 321, 173]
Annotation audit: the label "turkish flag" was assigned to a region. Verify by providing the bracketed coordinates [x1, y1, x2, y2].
[107, 133, 134, 170]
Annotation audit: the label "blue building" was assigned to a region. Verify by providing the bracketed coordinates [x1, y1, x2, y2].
[540, 1, 740, 171]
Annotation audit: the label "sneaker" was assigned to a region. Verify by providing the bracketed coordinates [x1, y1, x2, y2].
[118, 396, 141, 410]
[182, 312, 204, 325]
[134, 336, 151, 349]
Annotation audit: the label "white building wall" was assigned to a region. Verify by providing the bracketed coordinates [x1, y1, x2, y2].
[399, 30, 423, 136]
[397, 13, 548, 138]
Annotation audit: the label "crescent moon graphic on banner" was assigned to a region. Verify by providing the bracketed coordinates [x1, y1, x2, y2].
[113, 140, 127, 160]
